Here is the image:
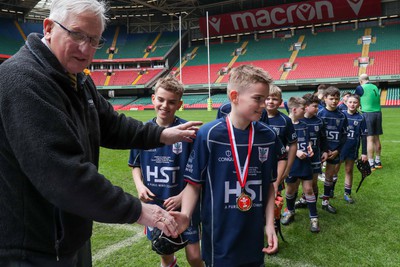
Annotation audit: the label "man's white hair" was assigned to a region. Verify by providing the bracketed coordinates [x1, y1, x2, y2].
[49, 0, 108, 32]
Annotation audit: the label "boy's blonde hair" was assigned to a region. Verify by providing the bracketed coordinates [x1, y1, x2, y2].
[287, 97, 306, 109]
[154, 76, 184, 98]
[227, 65, 273, 95]
[268, 85, 283, 99]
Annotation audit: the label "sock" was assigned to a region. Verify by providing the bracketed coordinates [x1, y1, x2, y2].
[332, 175, 338, 193]
[305, 194, 318, 218]
[344, 183, 352, 195]
[375, 156, 381, 163]
[161, 257, 177, 267]
[323, 180, 333, 199]
[286, 193, 296, 212]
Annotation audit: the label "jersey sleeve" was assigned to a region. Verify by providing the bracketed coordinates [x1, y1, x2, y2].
[360, 115, 368, 155]
[216, 102, 231, 119]
[128, 149, 141, 167]
[338, 116, 348, 152]
[184, 128, 209, 184]
[285, 119, 298, 144]
[355, 85, 364, 97]
[319, 119, 328, 153]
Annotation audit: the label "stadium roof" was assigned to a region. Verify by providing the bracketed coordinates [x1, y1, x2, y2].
[1, 0, 303, 22]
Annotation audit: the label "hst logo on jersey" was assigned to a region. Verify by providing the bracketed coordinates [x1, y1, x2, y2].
[224, 180, 263, 206]
[146, 166, 180, 184]
[314, 125, 320, 132]
[258, 147, 269, 163]
[172, 142, 183, 155]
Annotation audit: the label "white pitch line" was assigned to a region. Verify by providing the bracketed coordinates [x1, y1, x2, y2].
[92, 225, 144, 263]
[99, 223, 140, 232]
[382, 140, 400, 143]
[267, 255, 319, 267]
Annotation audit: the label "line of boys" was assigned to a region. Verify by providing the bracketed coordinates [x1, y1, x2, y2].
[127, 65, 367, 267]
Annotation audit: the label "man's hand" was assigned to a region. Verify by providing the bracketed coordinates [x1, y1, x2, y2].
[137, 202, 178, 238]
[160, 121, 202, 145]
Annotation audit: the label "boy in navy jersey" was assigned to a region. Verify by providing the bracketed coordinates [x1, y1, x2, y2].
[317, 87, 348, 214]
[217, 86, 296, 194]
[339, 94, 368, 203]
[316, 84, 327, 111]
[338, 91, 351, 111]
[295, 94, 328, 209]
[281, 97, 320, 233]
[173, 65, 286, 266]
[265, 86, 298, 193]
[128, 77, 202, 267]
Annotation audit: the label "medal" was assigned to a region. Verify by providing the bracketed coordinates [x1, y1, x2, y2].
[226, 116, 254, 211]
[237, 191, 252, 211]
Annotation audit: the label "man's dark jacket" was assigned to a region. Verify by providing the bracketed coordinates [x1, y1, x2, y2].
[0, 33, 164, 260]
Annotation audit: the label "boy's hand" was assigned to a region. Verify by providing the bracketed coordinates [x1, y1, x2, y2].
[262, 224, 278, 255]
[169, 211, 190, 235]
[307, 145, 314, 158]
[137, 184, 155, 203]
[164, 195, 182, 211]
[321, 152, 328, 162]
[328, 150, 339, 160]
[361, 154, 368, 162]
[296, 150, 307, 159]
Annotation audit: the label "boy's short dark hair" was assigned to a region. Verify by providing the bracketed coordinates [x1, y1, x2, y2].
[341, 91, 352, 98]
[348, 94, 360, 102]
[324, 86, 340, 98]
[302, 93, 319, 106]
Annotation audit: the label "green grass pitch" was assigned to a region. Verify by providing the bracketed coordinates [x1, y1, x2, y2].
[92, 108, 400, 267]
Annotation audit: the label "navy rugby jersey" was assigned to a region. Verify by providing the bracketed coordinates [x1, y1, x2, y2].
[317, 107, 348, 152]
[341, 111, 367, 157]
[184, 118, 285, 266]
[128, 117, 192, 204]
[300, 116, 327, 166]
[289, 121, 313, 177]
[268, 110, 297, 147]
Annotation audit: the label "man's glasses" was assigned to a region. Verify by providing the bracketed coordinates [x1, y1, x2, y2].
[53, 20, 106, 49]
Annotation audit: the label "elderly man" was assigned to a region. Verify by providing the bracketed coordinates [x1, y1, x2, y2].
[0, 0, 201, 266]
[355, 74, 382, 170]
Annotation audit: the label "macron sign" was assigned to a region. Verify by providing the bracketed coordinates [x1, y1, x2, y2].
[199, 0, 381, 37]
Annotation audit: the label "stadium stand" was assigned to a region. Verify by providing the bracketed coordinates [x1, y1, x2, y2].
[1, 14, 399, 110]
[0, 18, 25, 55]
[385, 87, 400, 106]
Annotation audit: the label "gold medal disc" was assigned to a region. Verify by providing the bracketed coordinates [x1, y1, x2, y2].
[237, 193, 252, 211]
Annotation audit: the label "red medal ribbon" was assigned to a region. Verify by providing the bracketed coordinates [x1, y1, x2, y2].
[226, 116, 254, 189]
